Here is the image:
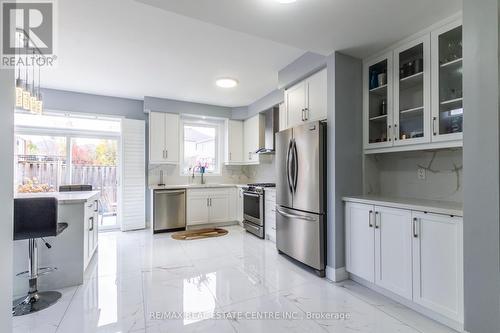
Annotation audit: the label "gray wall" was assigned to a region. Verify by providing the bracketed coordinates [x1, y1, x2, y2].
[278, 51, 327, 89]
[42, 88, 145, 120]
[231, 89, 284, 120]
[463, 1, 500, 332]
[0, 68, 14, 332]
[327, 52, 363, 271]
[144, 96, 232, 118]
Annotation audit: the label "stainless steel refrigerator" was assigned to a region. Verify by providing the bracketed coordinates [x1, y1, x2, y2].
[275, 121, 326, 276]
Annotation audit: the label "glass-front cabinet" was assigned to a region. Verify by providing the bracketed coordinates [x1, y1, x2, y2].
[393, 35, 430, 146]
[364, 52, 393, 149]
[432, 21, 463, 142]
[364, 19, 463, 152]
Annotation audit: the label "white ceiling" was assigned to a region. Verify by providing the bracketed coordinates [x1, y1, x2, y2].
[41, 0, 304, 107]
[137, 0, 462, 57]
[42, 0, 462, 107]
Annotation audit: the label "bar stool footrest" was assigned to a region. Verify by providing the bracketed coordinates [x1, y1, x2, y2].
[15, 267, 57, 278]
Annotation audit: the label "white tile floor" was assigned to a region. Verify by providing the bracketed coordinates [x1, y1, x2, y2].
[13, 225, 458, 333]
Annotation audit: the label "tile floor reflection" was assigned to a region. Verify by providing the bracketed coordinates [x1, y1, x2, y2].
[13, 225, 458, 332]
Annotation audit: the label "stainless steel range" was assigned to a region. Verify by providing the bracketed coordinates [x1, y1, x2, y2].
[242, 183, 275, 238]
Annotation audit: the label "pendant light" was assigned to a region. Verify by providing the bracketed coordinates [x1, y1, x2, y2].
[15, 66, 24, 108]
[36, 64, 43, 115]
[22, 40, 31, 110]
[30, 54, 37, 114]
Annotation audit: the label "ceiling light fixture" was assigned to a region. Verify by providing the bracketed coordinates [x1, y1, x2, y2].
[216, 78, 239, 88]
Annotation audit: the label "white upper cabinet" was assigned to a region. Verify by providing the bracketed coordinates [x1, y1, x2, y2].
[431, 20, 463, 142]
[225, 120, 244, 165]
[306, 68, 328, 122]
[364, 52, 394, 149]
[149, 112, 179, 164]
[364, 19, 463, 153]
[243, 114, 264, 164]
[393, 35, 431, 147]
[285, 68, 327, 129]
[286, 80, 307, 128]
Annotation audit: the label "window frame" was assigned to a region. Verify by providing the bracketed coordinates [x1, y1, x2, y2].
[179, 116, 223, 176]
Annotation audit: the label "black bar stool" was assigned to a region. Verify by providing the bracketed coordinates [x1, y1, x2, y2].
[12, 197, 68, 316]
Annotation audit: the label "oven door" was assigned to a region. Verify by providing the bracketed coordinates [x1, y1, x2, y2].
[243, 191, 263, 226]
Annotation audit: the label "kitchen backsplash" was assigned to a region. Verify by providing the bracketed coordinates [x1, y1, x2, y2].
[365, 148, 463, 203]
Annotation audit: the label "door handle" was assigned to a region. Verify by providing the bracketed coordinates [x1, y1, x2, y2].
[276, 208, 315, 221]
[374, 211, 380, 229]
[94, 200, 99, 213]
[165, 149, 168, 159]
[369, 210, 373, 227]
[301, 109, 305, 121]
[89, 217, 94, 231]
[286, 139, 294, 193]
[292, 139, 298, 192]
[413, 217, 418, 238]
[432, 117, 437, 136]
[304, 107, 309, 121]
[394, 124, 398, 141]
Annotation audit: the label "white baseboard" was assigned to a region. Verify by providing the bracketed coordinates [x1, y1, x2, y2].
[326, 266, 348, 282]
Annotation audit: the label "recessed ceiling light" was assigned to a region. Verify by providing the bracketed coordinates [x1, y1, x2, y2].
[216, 78, 239, 88]
[276, 0, 297, 3]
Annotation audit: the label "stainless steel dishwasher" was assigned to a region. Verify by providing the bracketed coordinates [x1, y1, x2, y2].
[153, 189, 186, 233]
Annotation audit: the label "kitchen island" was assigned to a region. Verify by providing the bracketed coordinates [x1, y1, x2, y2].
[13, 191, 100, 297]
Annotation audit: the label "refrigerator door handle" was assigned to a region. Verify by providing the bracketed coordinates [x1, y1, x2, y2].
[286, 139, 294, 194]
[276, 207, 315, 221]
[292, 139, 298, 193]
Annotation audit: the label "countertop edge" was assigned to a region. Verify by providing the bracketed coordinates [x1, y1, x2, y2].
[342, 196, 463, 217]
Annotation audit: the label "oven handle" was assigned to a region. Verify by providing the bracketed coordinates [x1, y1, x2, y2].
[276, 208, 315, 221]
[243, 192, 261, 198]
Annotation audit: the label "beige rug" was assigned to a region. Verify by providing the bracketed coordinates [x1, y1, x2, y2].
[171, 228, 228, 240]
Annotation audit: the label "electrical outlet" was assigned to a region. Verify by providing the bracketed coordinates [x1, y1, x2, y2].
[417, 168, 426, 180]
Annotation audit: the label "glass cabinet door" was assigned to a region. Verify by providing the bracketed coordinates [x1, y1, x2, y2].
[394, 36, 430, 146]
[366, 53, 393, 148]
[432, 23, 463, 141]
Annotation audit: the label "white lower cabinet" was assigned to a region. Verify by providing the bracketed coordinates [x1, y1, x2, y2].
[186, 189, 232, 226]
[83, 198, 99, 269]
[412, 211, 463, 322]
[345, 201, 463, 325]
[374, 206, 413, 300]
[345, 202, 375, 282]
[264, 189, 276, 243]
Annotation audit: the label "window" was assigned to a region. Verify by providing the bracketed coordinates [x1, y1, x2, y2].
[181, 117, 222, 175]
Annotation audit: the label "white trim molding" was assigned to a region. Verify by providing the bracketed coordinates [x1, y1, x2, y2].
[326, 266, 348, 282]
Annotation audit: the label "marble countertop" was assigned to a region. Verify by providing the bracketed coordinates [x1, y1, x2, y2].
[15, 191, 100, 204]
[342, 195, 463, 217]
[149, 184, 247, 190]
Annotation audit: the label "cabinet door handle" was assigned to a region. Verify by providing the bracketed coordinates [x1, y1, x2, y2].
[432, 117, 437, 136]
[374, 211, 380, 229]
[368, 210, 373, 228]
[165, 149, 168, 159]
[388, 125, 392, 142]
[413, 217, 418, 238]
[207, 198, 209, 207]
[301, 108, 305, 121]
[304, 108, 309, 121]
[89, 217, 94, 231]
[229, 152, 232, 161]
[394, 124, 398, 141]
[94, 200, 99, 213]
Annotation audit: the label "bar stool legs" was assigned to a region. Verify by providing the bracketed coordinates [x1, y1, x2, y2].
[12, 239, 62, 316]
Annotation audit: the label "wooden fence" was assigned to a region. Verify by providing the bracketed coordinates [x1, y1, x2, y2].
[16, 155, 117, 214]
